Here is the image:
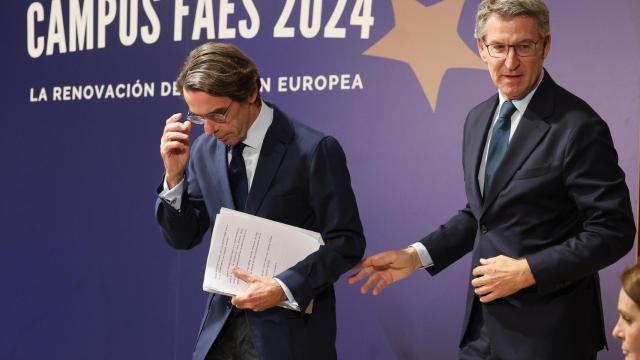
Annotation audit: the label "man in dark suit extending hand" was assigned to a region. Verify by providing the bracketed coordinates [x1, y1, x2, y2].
[156, 42, 365, 360]
[348, 1, 635, 359]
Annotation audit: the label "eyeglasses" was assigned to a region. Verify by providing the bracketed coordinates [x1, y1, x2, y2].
[483, 39, 541, 58]
[186, 101, 233, 124]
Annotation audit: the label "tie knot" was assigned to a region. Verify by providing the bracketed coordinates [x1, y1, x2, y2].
[499, 101, 516, 120]
[232, 142, 246, 156]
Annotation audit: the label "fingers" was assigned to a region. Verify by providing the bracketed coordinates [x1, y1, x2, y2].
[359, 270, 380, 294]
[472, 264, 486, 277]
[231, 294, 255, 310]
[355, 256, 377, 270]
[163, 132, 190, 147]
[474, 284, 492, 296]
[347, 252, 395, 284]
[473, 261, 500, 277]
[230, 277, 281, 312]
[349, 267, 393, 296]
[165, 113, 183, 124]
[163, 114, 191, 142]
[161, 114, 191, 154]
[347, 266, 375, 284]
[232, 267, 256, 283]
[479, 292, 499, 303]
[163, 120, 191, 137]
[164, 121, 190, 134]
[347, 250, 414, 296]
[371, 275, 392, 296]
[161, 138, 189, 158]
[479, 256, 500, 265]
[360, 272, 392, 296]
[470, 275, 488, 288]
[231, 288, 260, 311]
[473, 276, 497, 302]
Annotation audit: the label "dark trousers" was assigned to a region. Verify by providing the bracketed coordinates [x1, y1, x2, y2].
[205, 309, 259, 360]
[459, 299, 492, 360]
[459, 299, 598, 360]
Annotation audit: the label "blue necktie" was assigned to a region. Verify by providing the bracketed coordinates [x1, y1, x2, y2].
[228, 143, 248, 211]
[483, 101, 516, 196]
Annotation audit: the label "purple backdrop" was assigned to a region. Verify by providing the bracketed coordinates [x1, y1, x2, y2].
[1, 1, 638, 359]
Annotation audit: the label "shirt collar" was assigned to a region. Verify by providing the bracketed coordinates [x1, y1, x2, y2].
[498, 69, 545, 115]
[242, 100, 273, 150]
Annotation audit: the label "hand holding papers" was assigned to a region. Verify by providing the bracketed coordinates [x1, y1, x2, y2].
[203, 208, 323, 313]
[229, 267, 289, 312]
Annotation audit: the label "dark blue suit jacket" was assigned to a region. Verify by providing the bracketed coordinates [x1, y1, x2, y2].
[420, 72, 635, 359]
[156, 104, 365, 360]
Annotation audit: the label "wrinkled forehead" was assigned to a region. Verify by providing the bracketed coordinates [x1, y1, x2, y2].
[483, 14, 542, 42]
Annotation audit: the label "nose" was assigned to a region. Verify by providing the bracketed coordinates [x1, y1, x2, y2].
[613, 317, 624, 340]
[504, 47, 520, 70]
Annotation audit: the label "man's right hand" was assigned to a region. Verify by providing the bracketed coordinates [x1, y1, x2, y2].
[347, 247, 422, 296]
[160, 113, 192, 188]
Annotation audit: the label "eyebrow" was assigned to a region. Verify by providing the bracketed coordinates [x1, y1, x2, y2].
[618, 309, 632, 317]
[487, 38, 537, 44]
[190, 106, 226, 117]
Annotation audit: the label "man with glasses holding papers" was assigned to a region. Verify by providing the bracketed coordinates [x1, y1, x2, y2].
[156, 42, 365, 360]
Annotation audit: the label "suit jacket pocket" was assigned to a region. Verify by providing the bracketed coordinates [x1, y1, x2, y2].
[512, 164, 561, 180]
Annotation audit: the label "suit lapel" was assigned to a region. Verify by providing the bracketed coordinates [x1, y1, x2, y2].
[244, 105, 294, 215]
[481, 73, 555, 214]
[466, 96, 498, 215]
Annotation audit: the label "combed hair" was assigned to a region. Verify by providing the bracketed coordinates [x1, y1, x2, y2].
[475, 0, 550, 39]
[176, 42, 261, 102]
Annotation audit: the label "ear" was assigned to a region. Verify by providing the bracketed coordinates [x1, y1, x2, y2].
[542, 35, 551, 59]
[248, 87, 259, 104]
[476, 38, 488, 63]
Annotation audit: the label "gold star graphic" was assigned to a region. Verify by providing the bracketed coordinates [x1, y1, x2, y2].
[365, 0, 486, 111]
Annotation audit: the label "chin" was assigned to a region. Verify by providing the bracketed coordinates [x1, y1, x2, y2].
[502, 89, 526, 100]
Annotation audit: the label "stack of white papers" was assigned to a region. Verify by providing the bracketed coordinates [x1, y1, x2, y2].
[203, 208, 323, 312]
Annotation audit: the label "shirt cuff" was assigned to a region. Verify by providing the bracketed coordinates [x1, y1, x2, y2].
[273, 277, 300, 311]
[158, 177, 185, 210]
[410, 242, 434, 268]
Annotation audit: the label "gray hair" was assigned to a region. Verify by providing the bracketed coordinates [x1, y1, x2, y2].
[176, 42, 261, 102]
[474, 0, 550, 40]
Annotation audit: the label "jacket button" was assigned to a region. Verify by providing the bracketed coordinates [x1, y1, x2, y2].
[480, 225, 488, 234]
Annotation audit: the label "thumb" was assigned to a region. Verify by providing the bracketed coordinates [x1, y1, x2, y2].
[369, 250, 397, 267]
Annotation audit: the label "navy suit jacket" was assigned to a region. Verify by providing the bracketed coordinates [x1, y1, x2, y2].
[420, 72, 635, 359]
[156, 104, 365, 360]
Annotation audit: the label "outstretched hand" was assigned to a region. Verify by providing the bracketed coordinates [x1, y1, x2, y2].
[231, 267, 286, 312]
[347, 247, 422, 296]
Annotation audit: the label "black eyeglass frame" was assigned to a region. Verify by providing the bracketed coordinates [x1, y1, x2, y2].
[482, 39, 543, 58]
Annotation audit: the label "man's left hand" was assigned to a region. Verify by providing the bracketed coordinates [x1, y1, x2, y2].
[471, 255, 536, 303]
[231, 267, 286, 312]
